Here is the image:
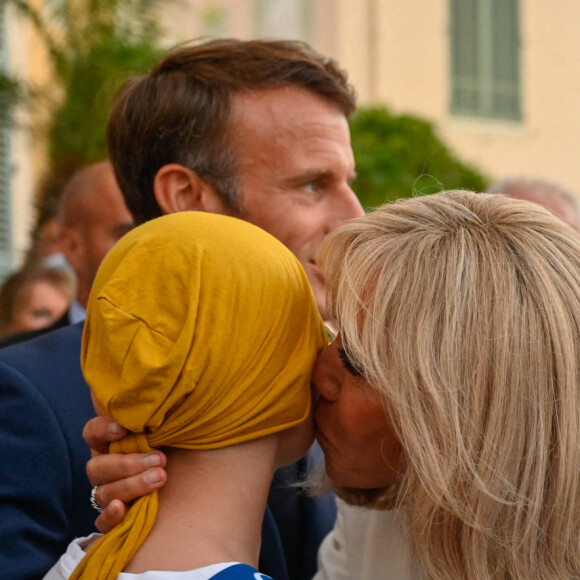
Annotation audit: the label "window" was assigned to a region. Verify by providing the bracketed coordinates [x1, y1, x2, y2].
[0, 5, 12, 281]
[450, 0, 521, 121]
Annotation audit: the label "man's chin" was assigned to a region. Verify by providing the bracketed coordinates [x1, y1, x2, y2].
[305, 265, 327, 320]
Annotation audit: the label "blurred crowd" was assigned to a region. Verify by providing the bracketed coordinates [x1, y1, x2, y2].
[2, 164, 578, 343]
[0, 161, 133, 343]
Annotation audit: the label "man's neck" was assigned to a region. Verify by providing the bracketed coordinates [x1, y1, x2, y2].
[123, 440, 278, 573]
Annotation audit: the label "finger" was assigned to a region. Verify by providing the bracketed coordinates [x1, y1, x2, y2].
[93, 468, 167, 508]
[86, 451, 166, 486]
[83, 416, 128, 456]
[95, 499, 126, 534]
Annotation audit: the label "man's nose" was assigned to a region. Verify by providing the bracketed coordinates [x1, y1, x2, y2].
[328, 186, 365, 233]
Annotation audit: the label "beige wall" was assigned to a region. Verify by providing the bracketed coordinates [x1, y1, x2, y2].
[346, 0, 580, 195]
[162, 0, 254, 44]
[7, 0, 57, 266]
[7, 5, 35, 265]
[12, 0, 580, 264]
[331, 0, 372, 100]
[441, 0, 580, 192]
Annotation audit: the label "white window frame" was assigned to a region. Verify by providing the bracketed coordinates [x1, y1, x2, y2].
[0, 4, 13, 281]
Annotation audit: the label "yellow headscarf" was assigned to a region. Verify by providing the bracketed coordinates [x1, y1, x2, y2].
[71, 212, 327, 579]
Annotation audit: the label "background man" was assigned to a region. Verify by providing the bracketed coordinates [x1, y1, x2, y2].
[489, 177, 580, 231]
[0, 161, 133, 347]
[57, 160, 134, 316]
[0, 38, 363, 580]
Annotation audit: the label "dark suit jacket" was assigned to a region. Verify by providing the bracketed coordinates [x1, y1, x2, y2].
[0, 322, 335, 580]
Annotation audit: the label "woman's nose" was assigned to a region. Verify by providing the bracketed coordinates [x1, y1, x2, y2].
[312, 348, 341, 403]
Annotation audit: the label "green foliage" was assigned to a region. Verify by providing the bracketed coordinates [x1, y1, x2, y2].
[0, 72, 25, 104]
[7, 0, 167, 171]
[349, 106, 489, 210]
[48, 39, 162, 167]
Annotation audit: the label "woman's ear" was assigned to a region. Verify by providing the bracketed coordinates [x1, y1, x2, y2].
[153, 164, 229, 215]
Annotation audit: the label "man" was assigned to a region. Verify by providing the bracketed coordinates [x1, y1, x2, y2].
[57, 161, 134, 315]
[0, 161, 133, 346]
[489, 177, 580, 231]
[0, 39, 363, 580]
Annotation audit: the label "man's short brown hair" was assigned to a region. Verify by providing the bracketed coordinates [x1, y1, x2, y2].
[107, 38, 356, 224]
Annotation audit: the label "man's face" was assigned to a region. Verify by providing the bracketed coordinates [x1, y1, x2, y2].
[231, 87, 364, 319]
[81, 170, 134, 289]
[63, 165, 134, 306]
[511, 189, 580, 231]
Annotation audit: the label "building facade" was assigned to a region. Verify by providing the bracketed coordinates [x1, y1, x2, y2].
[3, 0, 579, 276]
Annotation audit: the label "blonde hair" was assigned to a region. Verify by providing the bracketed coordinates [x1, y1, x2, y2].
[318, 190, 580, 579]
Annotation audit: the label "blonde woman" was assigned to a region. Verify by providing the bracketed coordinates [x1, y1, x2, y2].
[314, 190, 580, 579]
[44, 211, 327, 579]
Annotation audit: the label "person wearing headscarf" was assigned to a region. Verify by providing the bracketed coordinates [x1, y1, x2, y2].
[44, 211, 327, 580]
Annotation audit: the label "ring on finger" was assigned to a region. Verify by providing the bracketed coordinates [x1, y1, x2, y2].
[90, 484, 103, 513]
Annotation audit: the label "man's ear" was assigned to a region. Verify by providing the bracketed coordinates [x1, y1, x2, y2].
[59, 227, 84, 272]
[154, 164, 228, 215]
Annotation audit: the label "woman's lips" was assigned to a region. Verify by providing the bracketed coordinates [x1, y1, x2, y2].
[313, 418, 330, 449]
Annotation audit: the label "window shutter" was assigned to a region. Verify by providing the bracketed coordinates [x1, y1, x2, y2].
[0, 5, 13, 282]
[450, 0, 520, 121]
[451, 0, 479, 113]
[490, 0, 520, 119]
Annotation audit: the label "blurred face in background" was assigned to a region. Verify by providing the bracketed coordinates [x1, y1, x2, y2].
[11, 279, 71, 334]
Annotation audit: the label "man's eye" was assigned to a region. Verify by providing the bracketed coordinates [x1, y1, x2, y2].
[338, 347, 364, 378]
[304, 181, 319, 192]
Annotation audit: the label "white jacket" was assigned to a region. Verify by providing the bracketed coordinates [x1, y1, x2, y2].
[314, 499, 422, 580]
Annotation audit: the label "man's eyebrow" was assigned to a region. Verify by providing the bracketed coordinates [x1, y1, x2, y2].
[284, 169, 331, 185]
[284, 169, 358, 186]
